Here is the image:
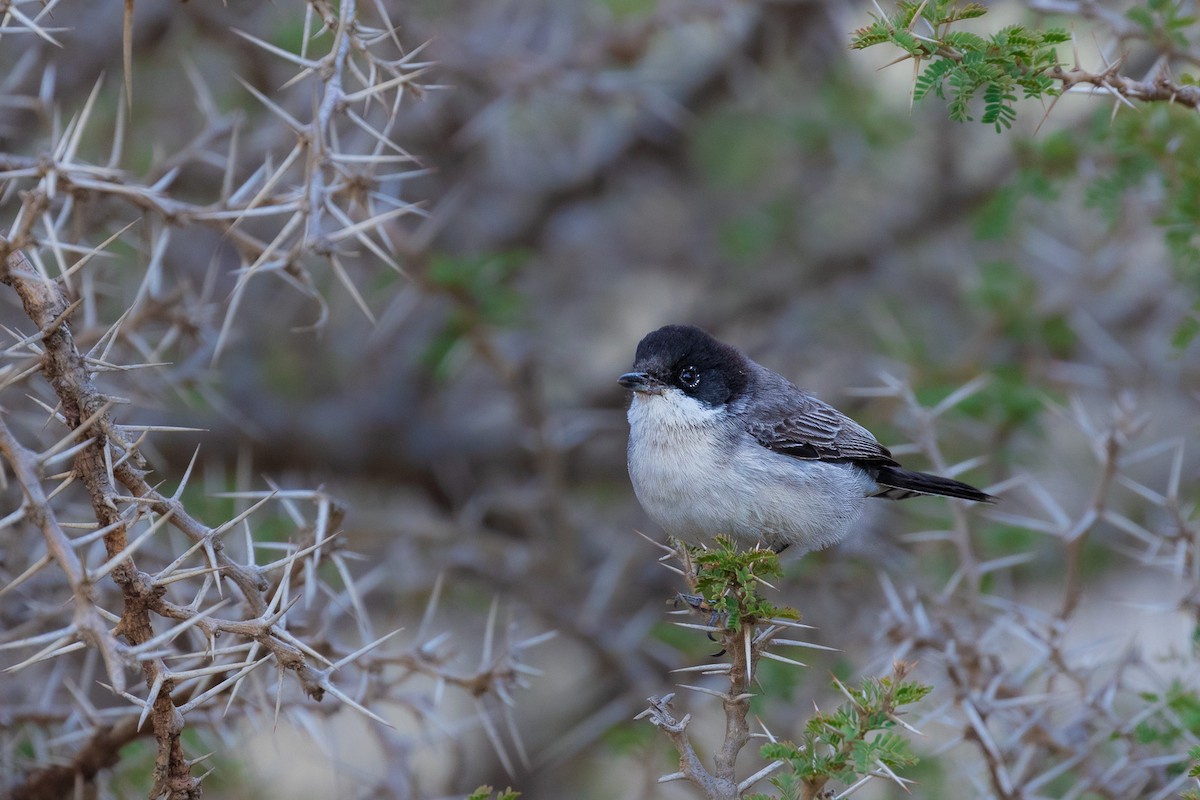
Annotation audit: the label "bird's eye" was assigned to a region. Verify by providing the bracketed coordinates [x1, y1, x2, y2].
[678, 366, 701, 389]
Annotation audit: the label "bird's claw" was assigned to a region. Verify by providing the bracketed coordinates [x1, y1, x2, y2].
[672, 592, 729, 654]
[673, 592, 711, 613]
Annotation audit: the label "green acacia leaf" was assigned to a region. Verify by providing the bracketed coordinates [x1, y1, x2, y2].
[950, 2, 988, 20]
[873, 731, 920, 766]
[1173, 313, 1200, 349]
[850, 20, 894, 49]
[993, 24, 1039, 48]
[850, 738, 877, 773]
[1126, 6, 1155, 29]
[891, 29, 929, 55]
[942, 30, 989, 50]
[760, 741, 802, 761]
[854, 0, 1076, 127]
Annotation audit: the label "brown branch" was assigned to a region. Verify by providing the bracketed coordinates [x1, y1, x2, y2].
[635, 543, 793, 800]
[636, 694, 738, 800]
[112, 461, 270, 615]
[1, 235, 369, 792]
[638, 621, 782, 800]
[1049, 64, 1200, 109]
[1060, 397, 1147, 620]
[1, 244, 198, 799]
[9, 717, 147, 800]
[0, 418, 128, 690]
[713, 626, 753, 787]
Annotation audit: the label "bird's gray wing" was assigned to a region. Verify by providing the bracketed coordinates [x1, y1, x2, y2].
[743, 391, 898, 466]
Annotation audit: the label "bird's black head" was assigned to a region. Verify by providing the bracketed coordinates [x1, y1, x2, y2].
[618, 324, 750, 408]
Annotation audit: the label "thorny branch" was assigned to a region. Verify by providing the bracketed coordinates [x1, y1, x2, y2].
[917, 41, 1200, 110]
[636, 542, 814, 800]
[636, 632, 765, 800]
[633, 545, 769, 799]
[0, 417, 127, 690]
[1, 245, 199, 798]
[1048, 63, 1200, 110]
[877, 381, 1200, 800]
[1028, 0, 1200, 67]
[636, 537, 933, 800]
[1, 0, 429, 367]
[0, 4, 566, 796]
[0, 244, 551, 791]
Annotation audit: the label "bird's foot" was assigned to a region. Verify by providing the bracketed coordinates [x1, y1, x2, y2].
[672, 593, 729, 654]
[673, 592, 711, 613]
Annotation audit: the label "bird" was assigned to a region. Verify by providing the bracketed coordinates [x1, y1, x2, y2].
[618, 324, 995, 555]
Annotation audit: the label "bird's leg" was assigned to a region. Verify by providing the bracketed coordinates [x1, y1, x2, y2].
[673, 592, 729, 654]
[673, 592, 710, 613]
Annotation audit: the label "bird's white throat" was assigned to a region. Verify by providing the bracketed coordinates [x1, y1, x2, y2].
[626, 388, 723, 440]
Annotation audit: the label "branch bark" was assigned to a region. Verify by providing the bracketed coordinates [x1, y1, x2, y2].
[9, 717, 148, 800]
[1049, 63, 1200, 109]
[1, 244, 198, 799]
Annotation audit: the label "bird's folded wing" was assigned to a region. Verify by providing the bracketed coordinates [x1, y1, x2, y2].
[744, 394, 899, 466]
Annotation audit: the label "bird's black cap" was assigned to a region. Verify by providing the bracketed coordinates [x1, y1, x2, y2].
[626, 325, 750, 408]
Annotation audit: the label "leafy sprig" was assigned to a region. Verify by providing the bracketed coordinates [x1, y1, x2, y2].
[649, 538, 930, 799]
[691, 535, 798, 631]
[1126, 0, 1198, 52]
[851, 0, 1069, 130]
[466, 786, 520, 800]
[1184, 745, 1200, 800]
[748, 663, 931, 800]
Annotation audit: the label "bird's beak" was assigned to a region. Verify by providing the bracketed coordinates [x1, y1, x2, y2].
[618, 372, 664, 394]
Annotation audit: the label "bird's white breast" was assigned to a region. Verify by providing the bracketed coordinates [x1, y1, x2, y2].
[626, 390, 737, 543]
[626, 389, 874, 552]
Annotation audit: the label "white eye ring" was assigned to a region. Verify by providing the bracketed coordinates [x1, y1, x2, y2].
[678, 366, 700, 389]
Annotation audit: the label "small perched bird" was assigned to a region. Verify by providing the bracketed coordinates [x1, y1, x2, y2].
[619, 325, 995, 554]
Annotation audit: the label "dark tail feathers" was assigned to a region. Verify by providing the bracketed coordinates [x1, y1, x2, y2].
[872, 466, 995, 503]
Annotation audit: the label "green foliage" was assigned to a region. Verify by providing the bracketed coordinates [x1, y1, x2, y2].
[1126, 0, 1197, 51]
[656, 545, 928, 799]
[1173, 308, 1200, 349]
[719, 202, 790, 264]
[979, 100, 1200, 309]
[1186, 744, 1200, 799]
[746, 669, 932, 799]
[1087, 104, 1200, 279]
[691, 535, 798, 631]
[913, 58, 954, 101]
[1134, 682, 1200, 747]
[422, 251, 528, 378]
[466, 786, 520, 800]
[857, 0, 1200, 343]
[692, 110, 794, 190]
[426, 251, 526, 324]
[599, 0, 656, 19]
[851, 0, 1068, 130]
[971, 260, 1074, 353]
